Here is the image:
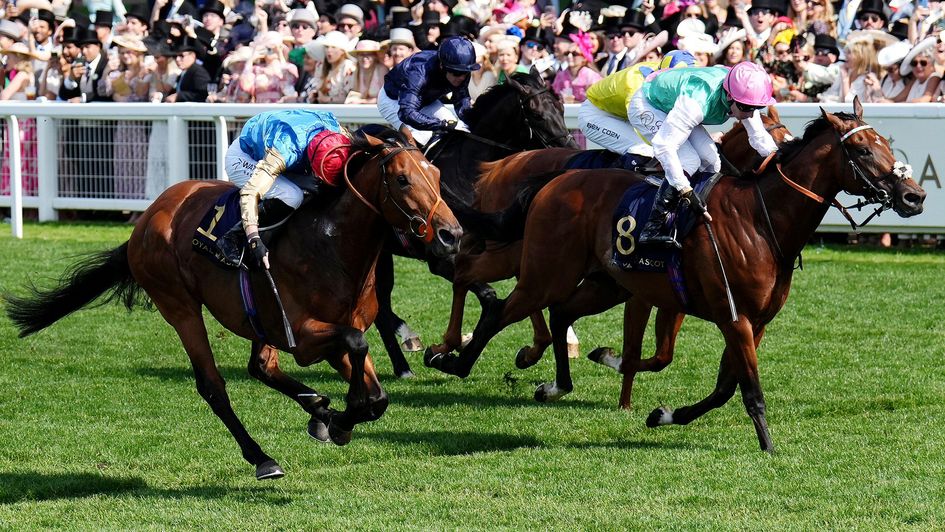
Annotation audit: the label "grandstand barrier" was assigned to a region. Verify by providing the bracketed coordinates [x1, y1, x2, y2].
[2, 102, 944, 239]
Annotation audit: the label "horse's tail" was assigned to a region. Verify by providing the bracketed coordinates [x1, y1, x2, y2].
[5, 242, 146, 338]
[452, 170, 564, 242]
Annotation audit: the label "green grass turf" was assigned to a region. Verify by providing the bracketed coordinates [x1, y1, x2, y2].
[0, 222, 943, 530]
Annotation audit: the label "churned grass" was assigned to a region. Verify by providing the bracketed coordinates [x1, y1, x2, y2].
[0, 222, 943, 530]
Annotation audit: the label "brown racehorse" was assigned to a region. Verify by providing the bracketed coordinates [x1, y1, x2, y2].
[5, 127, 462, 479]
[427, 100, 925, 451]
[427, 109, 792, 381]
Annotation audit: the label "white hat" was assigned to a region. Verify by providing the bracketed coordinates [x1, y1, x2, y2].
[223, 45, 254, 68]
[111, 34, 148, 53]
[387, 27, 416, 48]
[287, 8, 318, 28]
[713, 28, 747, 61]
[478, 24, 510, 43]
[877, 39, 910, 67]
[305, 30, 353, 60]
[337, 4, 364, 25]
[472, 41, 486, 59]
[675, 18, 706, 39]
[678, 32, 719, 55]
[900, 36, 936, 76]
[845, 29, 899, 48]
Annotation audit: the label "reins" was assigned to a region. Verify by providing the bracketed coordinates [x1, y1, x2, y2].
[341, 140, 444, 243]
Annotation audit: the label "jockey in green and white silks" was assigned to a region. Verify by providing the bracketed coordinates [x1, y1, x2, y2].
[629, 62, 779, 246]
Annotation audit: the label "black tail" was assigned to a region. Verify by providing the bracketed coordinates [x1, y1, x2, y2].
[451, 170, 565, 243]
[5, 243, 146, 337]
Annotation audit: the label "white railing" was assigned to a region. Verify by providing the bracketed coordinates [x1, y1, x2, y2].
[2, 102, 944, 238]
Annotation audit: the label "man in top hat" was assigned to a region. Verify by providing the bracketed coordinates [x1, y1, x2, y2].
[337, 4, 364, 43]
[198, 0, 230, 81]
[597, 13, 626, 75]
[744, 0, 786, 43]
[519, 25, 553, 70]
[165, 36, 210, 102]
[124, 3, 151, 37]
[61, 26, 113, 102]
[389, 6, 412, 30]
[93, 10, 115, 50]
[424, 0, 455, 24]
[618, 9, 649, 60]
[788, 33, 841, 102]
[29, 9, 56, 76]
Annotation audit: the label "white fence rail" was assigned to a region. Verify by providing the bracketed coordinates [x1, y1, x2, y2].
[2, 102, 944, 239]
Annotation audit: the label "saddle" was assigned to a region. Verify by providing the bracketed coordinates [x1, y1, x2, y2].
[564, 149, 662, 175]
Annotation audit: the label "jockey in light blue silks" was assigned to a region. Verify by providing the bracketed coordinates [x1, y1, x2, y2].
[225, 109, 351, 268]
[377, 36, 481, 145]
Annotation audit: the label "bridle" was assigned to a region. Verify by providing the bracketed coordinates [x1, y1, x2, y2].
[517, 84, 575, 148]
[770, 121, 907, 231]
[340, 141, 444, 243]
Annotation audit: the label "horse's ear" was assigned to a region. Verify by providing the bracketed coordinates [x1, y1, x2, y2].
[364, 134, 385, 148]
[506, 72, 523, 91]
[821, 106, 845, 131]
[529, 65, 540, 79]
[852, 95, 864, 120]
[401, 128, 418, 149]
[767, 105, 780, 123]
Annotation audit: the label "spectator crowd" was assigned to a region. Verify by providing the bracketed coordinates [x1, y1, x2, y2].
[1, 0, 943, 107]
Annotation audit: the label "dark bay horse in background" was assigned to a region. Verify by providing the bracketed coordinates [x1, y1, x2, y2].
[428, 100, 925, 451]
[425, 109, 793, 382]
[373, 68, 579, 377]
[6, 128, 462, 480]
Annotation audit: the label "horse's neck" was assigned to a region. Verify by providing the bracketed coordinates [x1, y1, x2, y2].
[469, 100, 524, 147]
[758, 139, 844, 259]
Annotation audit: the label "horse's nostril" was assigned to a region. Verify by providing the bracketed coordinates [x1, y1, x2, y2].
[437, 228, 457, 247]
[904, 192, 923, 206]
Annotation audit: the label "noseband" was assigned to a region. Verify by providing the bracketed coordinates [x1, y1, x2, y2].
[342, 142, 444, 243]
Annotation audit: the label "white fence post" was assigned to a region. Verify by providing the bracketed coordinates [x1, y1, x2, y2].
[36, 116, 58, 222]
[215, 115, 228, 181]
[167, 116, 189, 184]
[8, 116, 23, 239]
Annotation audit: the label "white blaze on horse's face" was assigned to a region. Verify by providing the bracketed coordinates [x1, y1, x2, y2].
[421, 161, 432, 172]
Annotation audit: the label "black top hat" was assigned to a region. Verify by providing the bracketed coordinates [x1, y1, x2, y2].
[723, 5, 743, 28]
[61, 26, 81, 44]
[175, 35, 203, 53]
[77, 26, 102, 46]
[813, 33, 839, 55]
[421, 10, 441, 27]
[200, 0, 227, 18]
[125, 4, 151, 25]
[748, 0, 787, 16]
[430, 0, 458, 10]
[620, 10, 647, 31]
[600, 15, 622, 34]
[94, 10, 115, 27]
[389, 6, 411, 29]
[441, 15, 478, 39]
[855, 0, 888, 21]
[33, 9, 56, 27]
[522, 25, 554, 47]
[889, 19, 908, 41]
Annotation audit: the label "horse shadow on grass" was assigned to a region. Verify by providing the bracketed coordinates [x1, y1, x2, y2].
[0, 472, 292, 505]
[360, 429, 542, 455]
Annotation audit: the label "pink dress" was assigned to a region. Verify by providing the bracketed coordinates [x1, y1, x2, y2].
[552, 66, 602, 103]
[1, 70, 38, 196]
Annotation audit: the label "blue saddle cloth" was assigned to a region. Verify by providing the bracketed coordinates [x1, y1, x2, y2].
[192, 189, 245, 268]
[610, 172, 720, 273]
[564, 150, 656, 172]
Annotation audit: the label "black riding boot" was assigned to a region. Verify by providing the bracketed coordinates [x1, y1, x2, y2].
[258, 199, 295, 228]
[639, 181, 682, 248]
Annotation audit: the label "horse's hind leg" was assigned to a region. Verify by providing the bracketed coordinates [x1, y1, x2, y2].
[536, 273, 628, 402]
[248, 342, 333, 442]
[513, 311, 552, 369]
[373, 251, 416, 378]
[619, 308, 685, 408]
[158, 303, 281, 480]
[324, 328, 389, 445]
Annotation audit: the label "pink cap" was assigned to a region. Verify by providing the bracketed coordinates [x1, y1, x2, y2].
[723, 62, 776, 107]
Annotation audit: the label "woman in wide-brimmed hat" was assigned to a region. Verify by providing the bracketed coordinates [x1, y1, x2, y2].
[239, 31, 299, 103]
[890, 37, 941, 102]
[345, 39, 388, 104]
[304, 30, 355, 103]
[551, 31, 602, 104]
[103, 35, 152, 201]
[0, 42, 39, 197]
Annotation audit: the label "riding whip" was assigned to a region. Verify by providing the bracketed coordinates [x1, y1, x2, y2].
[264, 268, 297, 348]
[703, 220, 738, 323]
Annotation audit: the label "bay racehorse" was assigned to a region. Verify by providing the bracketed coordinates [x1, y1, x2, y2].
[373, 68, 579, 377]
[424, 109, 792, 380]
[5, 127, 462, 479]
[427, 100, 925, 451]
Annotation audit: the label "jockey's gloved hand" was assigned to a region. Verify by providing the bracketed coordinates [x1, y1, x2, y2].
[680, 188, 712, 222]
[248, 234, 269, 269]
[439, 119, 458, 131]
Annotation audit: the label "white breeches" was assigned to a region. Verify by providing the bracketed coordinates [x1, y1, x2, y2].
[224, 140, 304, 209]
[577, 100, 653, 157]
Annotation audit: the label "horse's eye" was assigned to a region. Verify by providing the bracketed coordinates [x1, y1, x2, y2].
[858, 147, 871, 157]
[396, 174, 410, 188]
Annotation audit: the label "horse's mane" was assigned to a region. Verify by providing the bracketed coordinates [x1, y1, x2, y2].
[351, 124, 411, 150]
[778, 111, 858, 162]
[463, 71, 543, 128]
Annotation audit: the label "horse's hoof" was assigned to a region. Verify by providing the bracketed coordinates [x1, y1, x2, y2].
[395, 370, 415, 379]
[307, 416, 330, 443]
[587, 347, 616, 364]
[460, 333, 473, 348]
[646, 406, 674, 428]
[515, 347, 540, 369]
[255, 459, 285, 480]
[423, 347, 444, 368]
[328, 421, 353, 446]
[401, 337, 424, 353]
[534, 382, 568, 403]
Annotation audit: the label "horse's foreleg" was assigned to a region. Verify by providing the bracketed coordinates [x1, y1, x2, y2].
[248, 342, 333, 442]
[429, 281, 470, 355]
[373, 251, 416, 378]
[646, 349, 737, 430]
[537, 274, 628, 403]
[324, 328, 389, 445]
[514, 311, 552, 369]
[163, 307, 280, 480]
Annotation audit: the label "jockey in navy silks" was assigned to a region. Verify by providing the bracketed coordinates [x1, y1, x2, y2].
[225, 109, 351, 268]
[377, 36, 481, 145]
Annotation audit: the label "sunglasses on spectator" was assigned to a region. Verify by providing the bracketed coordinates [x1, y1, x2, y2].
[911, 59, 930, 67]
[525, 41, 545, 50]
[814, 48, 833, 56]
[748, 8, 773, 16]
[338, 22, 357, 29]
[291, 23, 314, 30]
[858, 14, 882, 23]
[775, 47, 790, 56]
[684, 12, 701, 19]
